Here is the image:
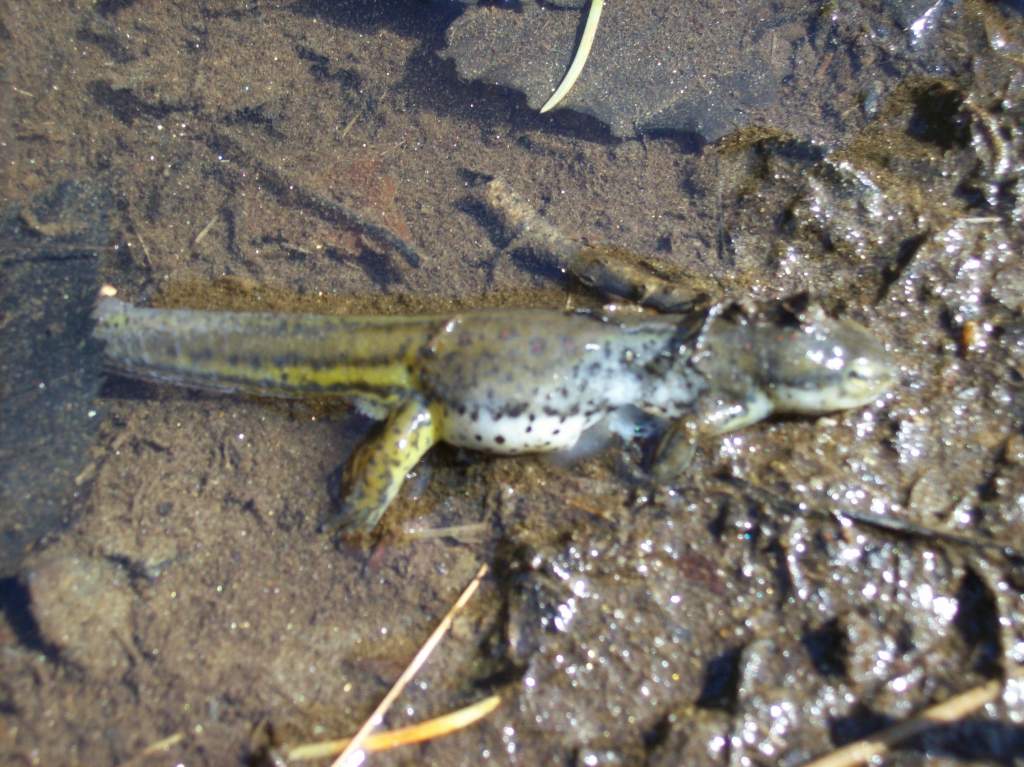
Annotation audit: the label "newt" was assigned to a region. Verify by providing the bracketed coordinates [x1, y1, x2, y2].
[93, 293, 895, 533]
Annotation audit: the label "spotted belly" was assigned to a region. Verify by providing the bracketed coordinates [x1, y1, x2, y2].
[440, 404, 598, 454]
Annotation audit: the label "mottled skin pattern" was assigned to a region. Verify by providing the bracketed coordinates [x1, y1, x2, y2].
[94, 298, 895, 532]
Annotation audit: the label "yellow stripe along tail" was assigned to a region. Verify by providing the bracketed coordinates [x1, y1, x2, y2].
[93, 298, 436, 402]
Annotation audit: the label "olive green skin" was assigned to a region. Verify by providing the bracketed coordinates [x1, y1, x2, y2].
[94, 298, 895, 532]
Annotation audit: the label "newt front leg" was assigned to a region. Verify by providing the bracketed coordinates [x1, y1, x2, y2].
[651, 388, 774, 482]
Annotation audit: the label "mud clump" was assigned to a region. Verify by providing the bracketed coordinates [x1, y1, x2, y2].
[24, 553, 135, 678]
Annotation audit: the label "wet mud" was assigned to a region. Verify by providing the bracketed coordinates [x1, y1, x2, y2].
[1, 1, 1023, 765]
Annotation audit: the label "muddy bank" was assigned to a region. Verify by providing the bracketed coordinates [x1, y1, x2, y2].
[1, 1, 1023, 765]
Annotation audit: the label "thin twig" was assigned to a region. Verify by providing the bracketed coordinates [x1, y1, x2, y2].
[479, 178, 709, 313]
[331, 563, 490, 767]
[727, 477, 1023, 560]
[192, 213, 220, 246]
[402, 522, 489, 541]
[800, 679, 1002, 767]
[139, 732, 186, 756]
[541, 0, 605, 113]
[114, 731, 186, 767]
[287, 694, 500, 762]
[134, 227, 153, 269]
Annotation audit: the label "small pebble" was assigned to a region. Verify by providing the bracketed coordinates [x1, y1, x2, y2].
[1004, 433, 1024, 465]
[25, 553, 134, 677]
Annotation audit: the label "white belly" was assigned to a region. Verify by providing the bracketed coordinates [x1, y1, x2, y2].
[441, 407, 593, 454]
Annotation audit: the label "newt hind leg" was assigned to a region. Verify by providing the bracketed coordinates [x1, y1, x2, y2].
[324, 395, 441, 534]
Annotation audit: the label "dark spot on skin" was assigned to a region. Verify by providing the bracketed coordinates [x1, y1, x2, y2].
[471, 410, 479, 422]
[553, 429, 560, 435]
[457, 404, 466, 415]
[543, 406, 558, 417]
[569, 404, 580, 416]
[588, 362, 601, 376]
[560, 387, 568, 397]
[526, 425, 533, 433]
[493, 412, 503, 421]
[559, 415, 567, 423]
[496, 435, 506, 445]
[503, 403, 528, 418]
[475, 434, 482, 441]
[529, 413, 536, 422]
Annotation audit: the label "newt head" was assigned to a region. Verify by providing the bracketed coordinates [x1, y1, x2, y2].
[763, 309, 896, 413]
[698, 299, 897, 417]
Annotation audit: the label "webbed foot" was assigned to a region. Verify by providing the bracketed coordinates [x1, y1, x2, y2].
[649, 418, 698, 483]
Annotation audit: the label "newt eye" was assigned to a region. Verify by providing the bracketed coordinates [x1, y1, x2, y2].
[844, 356, 896, 392]
[845, 361, 873, 381]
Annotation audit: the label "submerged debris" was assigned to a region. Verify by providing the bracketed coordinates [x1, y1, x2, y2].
[444, 0, 966, 143]
[0, 182, 108, 576]
[478, 177, 712, 312]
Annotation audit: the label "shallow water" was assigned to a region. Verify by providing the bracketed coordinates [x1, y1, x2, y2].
[1, 1, 1023, 765]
